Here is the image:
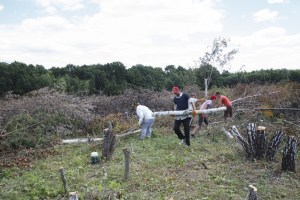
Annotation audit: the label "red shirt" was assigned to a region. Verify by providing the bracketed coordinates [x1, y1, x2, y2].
[220, 95, 231, 106]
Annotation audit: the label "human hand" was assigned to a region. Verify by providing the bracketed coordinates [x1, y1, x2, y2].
[192, 110, 197, 117]
[182, 110, 189, 115]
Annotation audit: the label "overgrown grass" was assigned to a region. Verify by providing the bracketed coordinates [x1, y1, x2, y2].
[1, 127, 299, 199]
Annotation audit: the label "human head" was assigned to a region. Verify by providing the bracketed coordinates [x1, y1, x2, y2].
[191, 93, 196, 98]
[131, 101, 140, 111]
[172, 86, 180, 96]
[215, 92, 221, 97]
[210, 95, 217, 100]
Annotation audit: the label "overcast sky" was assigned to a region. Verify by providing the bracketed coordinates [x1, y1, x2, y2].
[0, 0, 299, 72]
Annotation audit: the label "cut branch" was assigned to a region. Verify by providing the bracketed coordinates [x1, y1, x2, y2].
[254, 108, 300, 111]
[231, 91, 279, 103]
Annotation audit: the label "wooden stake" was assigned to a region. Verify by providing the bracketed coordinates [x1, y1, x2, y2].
[123, 148, 130, 181]
[102, 122, 116, 160]
[59, 167, 68, 194]
[247, 185, 258, 200]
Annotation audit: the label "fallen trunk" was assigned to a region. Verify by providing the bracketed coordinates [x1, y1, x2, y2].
[62, 129, 140, 144]
[153, 107, 227, 117]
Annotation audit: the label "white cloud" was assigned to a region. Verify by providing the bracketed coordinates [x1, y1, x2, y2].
[253, 9, 278, 23]
[2, 0, 298, 72]
[231, 27, 300, 71]
[267, 0, 288, 4]
[0, 0, 224, 68]
[34, 0, 85, 13]
[0, 4, 4, 11]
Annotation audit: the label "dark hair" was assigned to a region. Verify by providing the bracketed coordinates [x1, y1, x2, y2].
[216, 92, 221, 96]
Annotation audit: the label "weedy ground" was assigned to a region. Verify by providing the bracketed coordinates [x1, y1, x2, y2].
[1, 124, 299, 200]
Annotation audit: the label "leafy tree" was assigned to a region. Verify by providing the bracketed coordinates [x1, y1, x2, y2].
[195, 64, 222, 89]
[127, 64, 166, 91]
[196, 37, 238, 89]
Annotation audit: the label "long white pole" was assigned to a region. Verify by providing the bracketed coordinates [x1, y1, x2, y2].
[153, 106, 227, 117]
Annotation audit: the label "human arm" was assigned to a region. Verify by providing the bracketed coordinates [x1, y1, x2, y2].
[136, 107, 144, 125]
[197, 97, 207, 104]
[191, 102, 197, 116]
[216, 98, 222, 107]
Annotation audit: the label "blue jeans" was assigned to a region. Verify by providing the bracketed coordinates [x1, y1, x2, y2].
[140, 118, 155, 140]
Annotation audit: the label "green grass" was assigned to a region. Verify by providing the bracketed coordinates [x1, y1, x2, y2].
[1, 128, 299, 199]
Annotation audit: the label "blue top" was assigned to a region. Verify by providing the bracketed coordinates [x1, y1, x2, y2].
[173, 93, 190, 110]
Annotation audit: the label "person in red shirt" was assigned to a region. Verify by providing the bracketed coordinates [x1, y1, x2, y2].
[216, 92, 233, 120]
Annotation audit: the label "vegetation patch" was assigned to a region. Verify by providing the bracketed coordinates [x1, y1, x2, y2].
[1, 127, 299, 199]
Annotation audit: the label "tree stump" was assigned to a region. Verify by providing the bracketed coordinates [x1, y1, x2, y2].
[282, 136, 297, 172]
[123, 148, 130, 181]
[247, 123, 256, 158]
[69, 192, 79, 200]
[255, 126, 267, 160]
[267, 130, 284, 160]
[102, 122, 116, 160]
[247, 185, 258, 200]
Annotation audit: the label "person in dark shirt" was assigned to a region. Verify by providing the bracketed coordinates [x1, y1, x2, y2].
[172, 86, 195, 146]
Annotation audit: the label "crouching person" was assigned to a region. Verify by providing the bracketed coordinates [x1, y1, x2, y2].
[135, 103, 155, 140]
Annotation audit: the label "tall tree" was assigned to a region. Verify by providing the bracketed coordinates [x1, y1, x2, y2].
[196, 37, 238, 88]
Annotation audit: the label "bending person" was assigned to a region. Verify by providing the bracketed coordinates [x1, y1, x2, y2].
[136, 103, 155, 140]
[215, 92, 233, 121]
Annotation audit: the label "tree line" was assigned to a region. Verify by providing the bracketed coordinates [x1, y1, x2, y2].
[0, 61, 299, 96]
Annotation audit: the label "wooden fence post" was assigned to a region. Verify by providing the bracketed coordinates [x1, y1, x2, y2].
[102, 122, 116, 160]
[123, 148, 130, 181]
[59, 167, 68, 194]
